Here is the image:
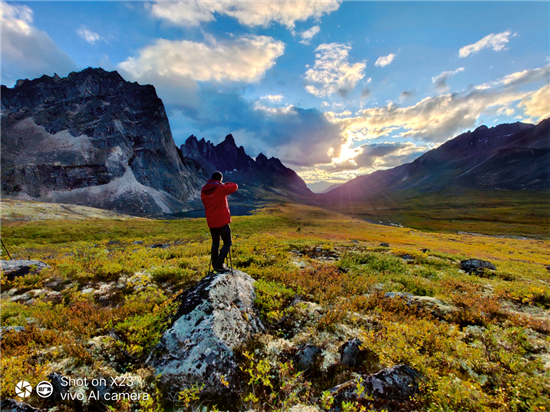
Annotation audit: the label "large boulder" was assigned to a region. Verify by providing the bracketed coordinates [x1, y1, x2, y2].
[147, 269, 264, 401]
[1, 260, 50, 280]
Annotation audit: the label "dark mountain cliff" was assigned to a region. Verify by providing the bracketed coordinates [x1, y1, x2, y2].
[180, 134, 313, 203]
[1, 68, 206, 214]
[322, 118, 550, 205]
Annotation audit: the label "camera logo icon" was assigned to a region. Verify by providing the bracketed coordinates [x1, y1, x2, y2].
[15, 381, 32, 398]
[36, 381, 54, 398]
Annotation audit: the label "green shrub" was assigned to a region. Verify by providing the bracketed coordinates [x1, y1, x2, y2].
[254, 280, 296, 323]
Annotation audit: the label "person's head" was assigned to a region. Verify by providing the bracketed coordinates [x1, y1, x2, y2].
[211, 171, 223, 182]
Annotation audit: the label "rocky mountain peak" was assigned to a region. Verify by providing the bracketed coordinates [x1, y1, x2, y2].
[223, 134, 236, 146]
[256, 153, 268, 165]
[179, 135, 313, 200]
[2, 68, 205, 215]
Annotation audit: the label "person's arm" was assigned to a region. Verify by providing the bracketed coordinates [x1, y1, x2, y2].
[222, 182, 238, 195]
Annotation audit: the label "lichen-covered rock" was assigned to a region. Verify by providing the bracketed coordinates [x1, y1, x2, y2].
[460, 259, 496, 274]
[0, 259, 50, 280]
[147, 269, 264, 400]
[329, 364, 421, 411]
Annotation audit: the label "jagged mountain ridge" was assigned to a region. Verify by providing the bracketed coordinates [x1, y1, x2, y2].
[180, 134, 313, 202]
[322, 118, 550, 204]
[1, 68, 206, 215]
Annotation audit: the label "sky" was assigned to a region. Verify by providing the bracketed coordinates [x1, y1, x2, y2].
[2, 1, 549, 192]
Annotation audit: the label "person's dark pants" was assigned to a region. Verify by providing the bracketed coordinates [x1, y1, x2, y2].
[210, 224, 232, 269]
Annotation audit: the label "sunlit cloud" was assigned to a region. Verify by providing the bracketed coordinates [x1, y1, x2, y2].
[149, 0, 340, 29]
[261, 94, 284, 103]
[77, 26, 101, 44]
[327, 65, 549, 147]
[518, 84, 550, 120]
[299, 25, 320, 45]
[374, 54, 395, 67]
[304, 42, 366, 98]
[375, 53, 396, 67]
[0, 1, 78, 85]
[118, 35, 284, 83]
[432, 67, 465, 92]
[459, 31, 515, 58]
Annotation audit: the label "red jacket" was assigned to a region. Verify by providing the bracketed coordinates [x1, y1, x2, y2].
[201, 180, 238, 228]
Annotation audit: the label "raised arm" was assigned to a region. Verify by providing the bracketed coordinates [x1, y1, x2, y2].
[222, 182, 238, 195]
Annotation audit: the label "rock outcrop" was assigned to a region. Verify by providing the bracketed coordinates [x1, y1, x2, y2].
[147, 269, 264, 401]
[1, 68, 206, 215]
[0, 259, 50, 281]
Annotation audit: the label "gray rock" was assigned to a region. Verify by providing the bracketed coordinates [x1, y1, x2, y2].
[132, 240, 144, 245]
[294, 344, 322, 371]
[0, 260, 50, 281]
[0, 399, 45, 412]
[460, 259, 496, 274]
[147, 269, 264, 400]
[384, 292, 413, 299]
[148, 243, 169, 249]
[420, 248, 429, 253]
[339, 338, 367, 367]
[379, 243, 390, 247]
[330, 364, 421, 410]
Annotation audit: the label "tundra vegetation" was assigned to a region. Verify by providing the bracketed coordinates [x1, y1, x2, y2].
[1, 201, 549, 411]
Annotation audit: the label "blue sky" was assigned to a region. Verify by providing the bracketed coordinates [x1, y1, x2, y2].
[2, 1, 549, 191]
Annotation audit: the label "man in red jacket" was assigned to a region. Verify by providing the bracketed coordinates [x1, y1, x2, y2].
[201, 171, 238, 273]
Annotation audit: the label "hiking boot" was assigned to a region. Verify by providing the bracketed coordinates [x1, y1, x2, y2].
[213, 265, 230, 274]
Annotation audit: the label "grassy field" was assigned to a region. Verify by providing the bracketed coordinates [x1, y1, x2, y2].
[324, 189, 550, 240]
[1, 202, 549, 411]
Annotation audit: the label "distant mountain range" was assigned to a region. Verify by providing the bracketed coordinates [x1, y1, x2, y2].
[1, 68, 548, 217]
[179, 134, 313, 207]
[320, 118, 550, 207]
[1, 68, 313, 215]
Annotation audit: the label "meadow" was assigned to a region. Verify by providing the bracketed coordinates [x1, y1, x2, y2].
[326, 189, 550, 240]
[1, 202, 549, 411]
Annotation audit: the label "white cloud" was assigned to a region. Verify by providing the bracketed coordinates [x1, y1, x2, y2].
[300, 25, 320, 45]
[459, 31, 514, 58]
[118, 35, 284, 84]
[304, 42, 366, 98]
[327, 65, 550, 146]
[432, 67, 465, 92]
[150, 0, 340, 29]
[375, 53, 396, 67]
[261, 94, 284, 102]
[498, 64, 550, 87]
[518, 84, 550, 120]
[77, 26, 101, 44]
[1, 2, 78, 85]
